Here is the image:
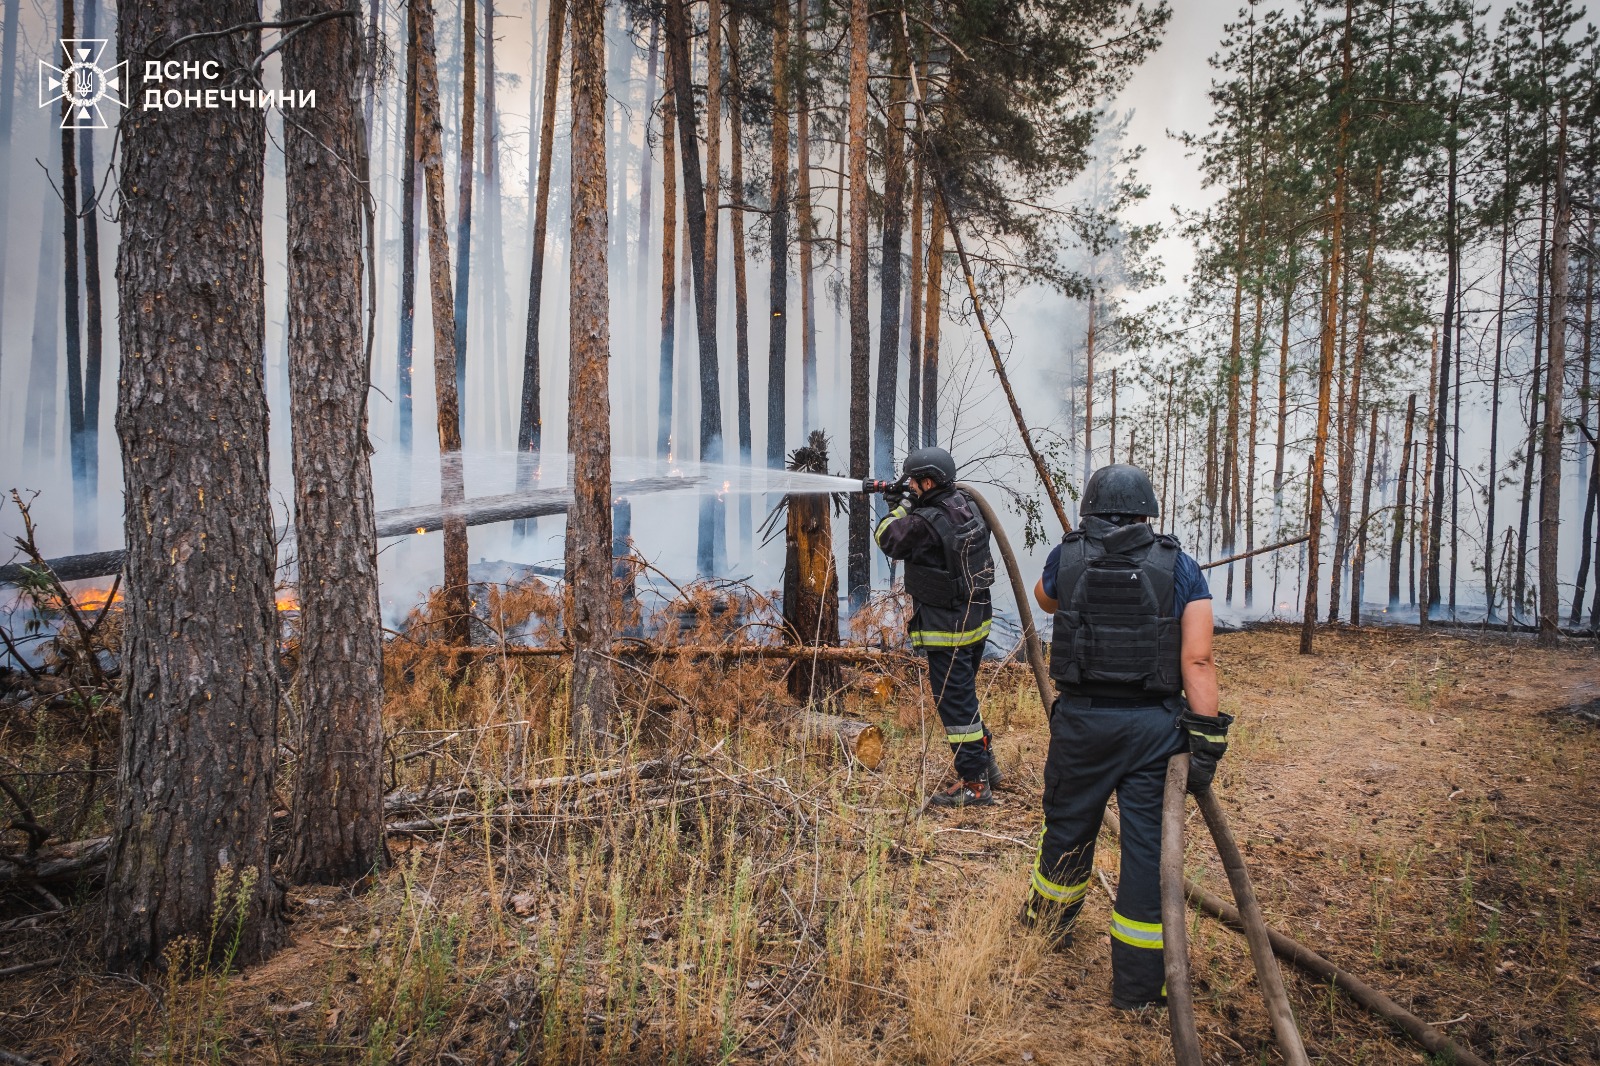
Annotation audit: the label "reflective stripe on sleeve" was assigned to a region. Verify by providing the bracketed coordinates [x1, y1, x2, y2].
[1110, 910, 1164, 950]
[873, 505, 908, 545]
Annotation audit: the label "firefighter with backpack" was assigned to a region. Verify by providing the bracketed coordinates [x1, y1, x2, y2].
[873, 447, 1002, 808]
[1023, 463, 1232, 1010]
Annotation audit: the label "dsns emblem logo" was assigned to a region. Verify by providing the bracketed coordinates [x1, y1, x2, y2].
[40, 39, 125, 129]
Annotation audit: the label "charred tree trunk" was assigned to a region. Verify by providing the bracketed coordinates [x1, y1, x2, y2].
[872, 25, 909, 482]
[415, 0, 470, 645]
[1515, 173, 1551, 618]
[704, 0, 721, 302]
[1573, 217, 1597, 625]
[1082, 294, 1097, 485]
[796, 22, 819, 435]
[451, 0, 476, 439]
[283, 0, 386, 884]
[1427, 142, 1457, 620]
[106, 0, 283, 970]
[665, 0, 726, 576]
[78, 0, 105, 543]
[59, 2, 86, 549]
[566, 0, 618, 742]
[906, 150, 924, 454]
[0, 0, 17, 380]
[766, 0, 791, 467]
[396, 9, 419, 456]
[658, 45, 678, 459]
[845, 0, 870, 608]
[636, 15, 659, 362]
[517, 0, 566, 508]
[1418, 334, 1437, 625]
[784, 434, 842, 705]
[1485, 113, 1512, 620]
[1538, 124, 1570, 647]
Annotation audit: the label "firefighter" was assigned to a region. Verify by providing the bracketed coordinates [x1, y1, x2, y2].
[1022, 463, 1232, 1010]
[873, 447, 1002, 807]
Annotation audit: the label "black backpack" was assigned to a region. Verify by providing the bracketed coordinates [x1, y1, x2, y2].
[902, 490, 996, 610]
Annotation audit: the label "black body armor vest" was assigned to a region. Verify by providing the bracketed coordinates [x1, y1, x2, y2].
[902, 489, 996, 610]
[1049, 520, 1183, 697]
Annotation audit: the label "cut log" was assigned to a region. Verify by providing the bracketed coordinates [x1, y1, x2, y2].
[798, 711, 884, 770]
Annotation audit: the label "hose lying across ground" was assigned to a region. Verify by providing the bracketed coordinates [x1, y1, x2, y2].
[962, 483, 1490, 1066]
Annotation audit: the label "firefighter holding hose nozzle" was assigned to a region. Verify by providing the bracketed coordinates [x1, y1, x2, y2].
[1023, 463, 1231, 1011]
[872, 447, 1002, 808]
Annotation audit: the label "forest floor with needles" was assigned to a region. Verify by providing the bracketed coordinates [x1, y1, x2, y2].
[2, 621, 1598, 1065]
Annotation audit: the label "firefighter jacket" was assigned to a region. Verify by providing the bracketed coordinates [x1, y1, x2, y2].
[874, 485, 995, 649]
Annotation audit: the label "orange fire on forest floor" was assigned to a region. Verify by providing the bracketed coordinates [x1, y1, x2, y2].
[69, 586, 123, 612]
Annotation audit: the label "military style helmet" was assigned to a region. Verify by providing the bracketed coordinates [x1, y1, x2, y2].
[902, 446, 958, 486]
[1080, 463, 1160, 518]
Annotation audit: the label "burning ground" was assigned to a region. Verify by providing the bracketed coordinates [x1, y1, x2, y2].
[1, 621, 1597, 1064]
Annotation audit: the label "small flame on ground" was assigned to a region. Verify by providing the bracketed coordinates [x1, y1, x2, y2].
[416, 526, 427, 535]
[71, 586, 123, 611]
[276, 592, 299, 612]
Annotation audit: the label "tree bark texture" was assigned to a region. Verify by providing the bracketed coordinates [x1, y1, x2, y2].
[873, 25, 909, 482]
[451, 0, 476, 436]
[565, 0, 619, 743]
[283, 0, 387, 884]
[1538, 130, 1570, 646]
[106, 0, 283, 971]
[396, 9, 419, 455]
[766, 0, 791, 467]
[784, 433, 841, 704]
[60, 0, 86, 546]
[665, 0, 726, 577]
[518, 0, 566, 481]
[921, 195, 945, 446]
[413, 0, 470, 645]
[658, 42, 678, 460]
[845, 0, 871, 607]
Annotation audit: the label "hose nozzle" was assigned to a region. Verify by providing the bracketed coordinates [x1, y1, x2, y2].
[860, 478, 900, 495]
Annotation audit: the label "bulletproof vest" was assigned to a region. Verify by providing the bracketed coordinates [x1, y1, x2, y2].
[903, 489, 996, 611]
[1049, 520, 1183, 697]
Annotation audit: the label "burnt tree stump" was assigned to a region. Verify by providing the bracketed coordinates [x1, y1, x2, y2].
[782, 433, 842, 705]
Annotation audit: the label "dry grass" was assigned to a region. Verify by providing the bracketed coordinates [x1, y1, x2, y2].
[2, 606, 1598, 1064]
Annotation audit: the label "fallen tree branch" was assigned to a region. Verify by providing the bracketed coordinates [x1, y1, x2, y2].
[0, 956, 63, 980]
[1198, 534, 1311, 572]
[484, 643, 915, 663]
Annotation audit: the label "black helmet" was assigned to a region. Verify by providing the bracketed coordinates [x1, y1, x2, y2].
[1080, 463, 1160, 519]
[902, 446, 957, 486]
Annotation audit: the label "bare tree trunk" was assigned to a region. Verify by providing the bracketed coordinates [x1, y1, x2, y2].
[796, 17, 819, 435]
[1515, 173, 1550, 617]
[1082, 294, 1096, 485]
[284, 0, 386, 884]
[665, 0, 726, 576]
[1350, 403, 1378, 625]
[516, 0, 565, 512]
[566, 0, 618, 742]
[657, 44, 678, 460]
[59, 1, 87, 549]
[77, 0, 105, 545]
[1538, 124, 1570, 646]
[1573, 215, 1596, 625]
[1485, 113, 1511, 619]
[1300, 0, 1352, 655]
[1418, 333, 1437, 625]
[415, 0, 470, 645]
[451, 0, 476, 441]
[766, 0, 790, 466]
[728, 12, 753, 552]
[636, 15, 659, 360]
[905, 152, 924, 453]
[1427, 143, 1456, 620]
[0, 0, 18, 382]
[396, 9, 419, 456]
[1244, 280, 1264, 606]
[106, 0, 283, 970]
[845, 0, 870, 607]
[704, 0, 721, 300]
[872, 24, 909, 481]
[1272, 247, 1297, 516]
[1110, 367, 1118, 464]
[921, 195, 945, 446]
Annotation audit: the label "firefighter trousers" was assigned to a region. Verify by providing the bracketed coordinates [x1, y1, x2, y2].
[1027, 696, 1185, 1008]
[924, 640, 991, 782]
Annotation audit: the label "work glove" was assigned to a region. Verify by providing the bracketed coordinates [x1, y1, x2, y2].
[883, 476, 910, 510]
[1178, 709, 1235, 792]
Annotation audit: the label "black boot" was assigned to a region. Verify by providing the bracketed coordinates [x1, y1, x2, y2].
[928, 779, 995, 808]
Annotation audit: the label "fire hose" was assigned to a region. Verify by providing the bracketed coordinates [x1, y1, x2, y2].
[942, 482, 1488, 1066]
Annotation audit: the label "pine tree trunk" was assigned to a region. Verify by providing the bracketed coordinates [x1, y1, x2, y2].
[517, 0, 566, 494]
[872, 24, 909, 481]
[704, 0, 721, 300]
[0, 0, 18, 382]
[636, 15, 659, 360]
[845, 0, 871, 607]
[566, 0, 618, 741]
[796, 21, 819, 435]
[1299, 0, 1353, 655]
[1244, 279, 1264, 606]
[1573, 216, 1596, 625]
[451, 0, 476, 440]
[657, 45, 678, 459]
[1537, 128, 1570, 646]
[728, 13, 753, 552]
[59, 1, 87, 549]
[906, 151, 924, 453]
[1515, 174, 1550, 617]
[1418, 333, 1437, 626]
[23, 208, 61, 461]
[1351, 403, 1378, 625]
[396, 10, 419, 456]
[78, 0, 105, 543]
[106, 0, 283, 971]
[1330, 174, 1379, 624]
[921, 196, 945, 446]
[665, 0, 725, 575]
[1427, 140, 1457, 619]
[283, 0, 386, 884]
[1220, 219, 1246, 574]
[766, 0, 791, 465]
[1271, 247, 1297, 516]
[1486, 142, 1510, 618]
[414, 0, 470, 645]
[1082, 294, 1096, 485]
